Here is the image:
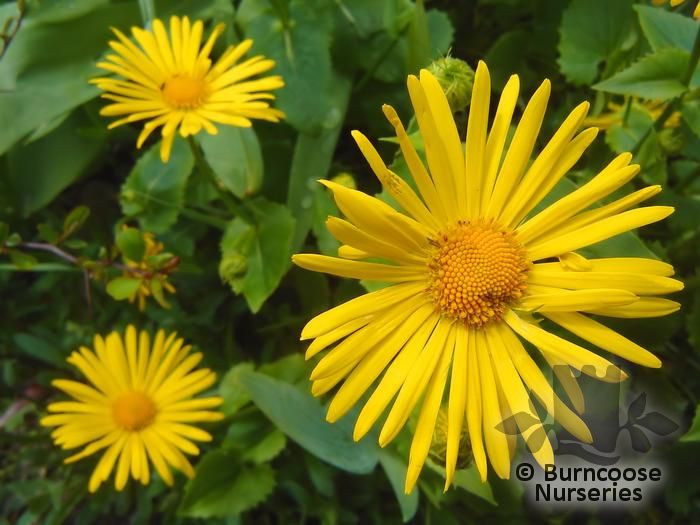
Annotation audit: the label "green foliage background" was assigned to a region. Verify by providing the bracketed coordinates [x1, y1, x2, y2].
[1, 0, 700, 523]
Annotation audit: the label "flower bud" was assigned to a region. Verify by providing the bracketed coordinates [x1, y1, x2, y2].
[427, 57, 475, 113]
[429, 407, 473, 470]
[219, 251, 247, 288]
[658, 128, 684, 155]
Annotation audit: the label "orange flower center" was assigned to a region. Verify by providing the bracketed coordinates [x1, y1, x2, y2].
[112, 391, 157, 431]
[428, 219, 528, 328]
[162, 76, 206, 109]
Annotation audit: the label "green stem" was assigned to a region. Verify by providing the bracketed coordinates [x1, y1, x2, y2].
[137, 0, 156, 26]
[186, 137, 253, 224]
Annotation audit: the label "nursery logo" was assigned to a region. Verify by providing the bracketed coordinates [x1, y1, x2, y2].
[498, 364, 680, 507]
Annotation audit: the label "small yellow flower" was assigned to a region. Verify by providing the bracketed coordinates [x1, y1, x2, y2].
[92, 16, 285, 162]
[583, 99, 681, 131]
[653, 0, 700, 18]
[41, 326, 224, 492]
[124, 232, 177, 311]
[293, 62, 682, 493]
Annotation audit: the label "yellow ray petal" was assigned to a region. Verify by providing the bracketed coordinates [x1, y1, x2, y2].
[481, 74, 519, 211]
[353, 315, 440, 441]
[379, 319, 452, 447]
[486, 79, 550, 219]
[527, 268, 684, 295]
[504, 310, 627, 382]
[518, 288, 638, 312]
[526, 206, 675, 261]
[300, 281, 427, 340]
[404, 327, 454, 493]
[466, 330, 488, 481]
[585, 297, 680, 318]
[540, 351, 585, 414]
[292, 254, 426, 282]
[534, 256, 674, 276]
[444, 323, 468, 490]
[476, 330, 511, 479]
[326, 303, 435, 423]
[498, 323, 592, 442]
[544, 311, 661, 368]
[306, 315, 373, 359]
[463, 61, 491, 217]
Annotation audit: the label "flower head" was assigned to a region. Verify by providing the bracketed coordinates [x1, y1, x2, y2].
[41, 326, 223, 492]
[292, 62, 682, 493]
[92, 16, 284, 162]
[583, 99, 681, 131]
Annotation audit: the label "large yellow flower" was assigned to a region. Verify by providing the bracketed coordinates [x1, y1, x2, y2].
[41, 326, 223, 492]
[92, 16, 284, 162]
[292, 62, 682, 493]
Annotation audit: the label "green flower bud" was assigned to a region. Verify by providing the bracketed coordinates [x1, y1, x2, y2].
[219, 251, 247, 287]
[429, 407, 473, 470]
[427, 57, 475, 113]
[658, 128, 685, 155]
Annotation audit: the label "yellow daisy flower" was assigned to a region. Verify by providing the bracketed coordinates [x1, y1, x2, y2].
[292, 62, 683, 494]
[41, 326, 224, 492]
[91, 16, 285, 162]
[653, 0, 700, 18]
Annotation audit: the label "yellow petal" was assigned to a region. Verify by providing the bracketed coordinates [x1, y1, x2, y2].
[544, 311, 661, 368]
[527, 268, 684, 295]
[585, 297, 680, 318]
[444, 323, 468, 490]
[291, 254, 426, 282]
[518, 288, 638, 312]
[463, 61, 491, 217]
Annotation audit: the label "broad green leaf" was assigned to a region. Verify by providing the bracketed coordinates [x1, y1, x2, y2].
[682, 100, 700, 137]
[635, 4, 698, 53]
[379, 451, 419, 522]
[120, 139, 194, 234]
[180, 452, 275, 518]
[219, 198, 295, 312]
[198, 127, 264, 199]
[115, 227, 146, 262]
[237, 0, 334, 132]
[4, 113, 104, 216]
[105, 277, 141, 300]
[426, 9, 454, 59]
[287, 72, 352, 252]
[558, 0, 634, 85]
[594, 48, 689, 100]
[238, 369, 380, 474]
[406, 0, 430, 73]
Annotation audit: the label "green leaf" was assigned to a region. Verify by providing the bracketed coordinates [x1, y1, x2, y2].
[13, 333, 69, 369]
[4, 113, 104, 216]
[237, 0, 334, 132]
[198, 127, 264, 199]
[426, 9, 454, 59]
[180, 452, 275, 518]
[115, 227, 146, 262]
[105, 277, 141, 300]
[62, 205, 90, 239]
[682, 100, 700, 137]
[681, 405, 700, 441]
[120, 138, 194, 234]
[8, 249, 37, 270]
[238, 369, 380, 474]
[0, 3, 139, 154]
[379, 451, 419, 522]
[558, 0, 634, 85]
[594, 48, 690, 100]
[219, 198, 295, 312]
[406, 1, 430, 73]
[243, 430, 287, 464]
[605, 104, 654, 153]
[219, 362, 255, 416]
[37, 224, 60, 245]
[453, 466, 496, 505]
[287, 72, 352, 251]
[635, 4, 698, 53]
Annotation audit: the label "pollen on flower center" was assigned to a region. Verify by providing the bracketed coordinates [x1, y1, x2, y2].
[112, 391, 157, 431]
[427, 219, 528, 328]
[162, 76, 206, 109]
